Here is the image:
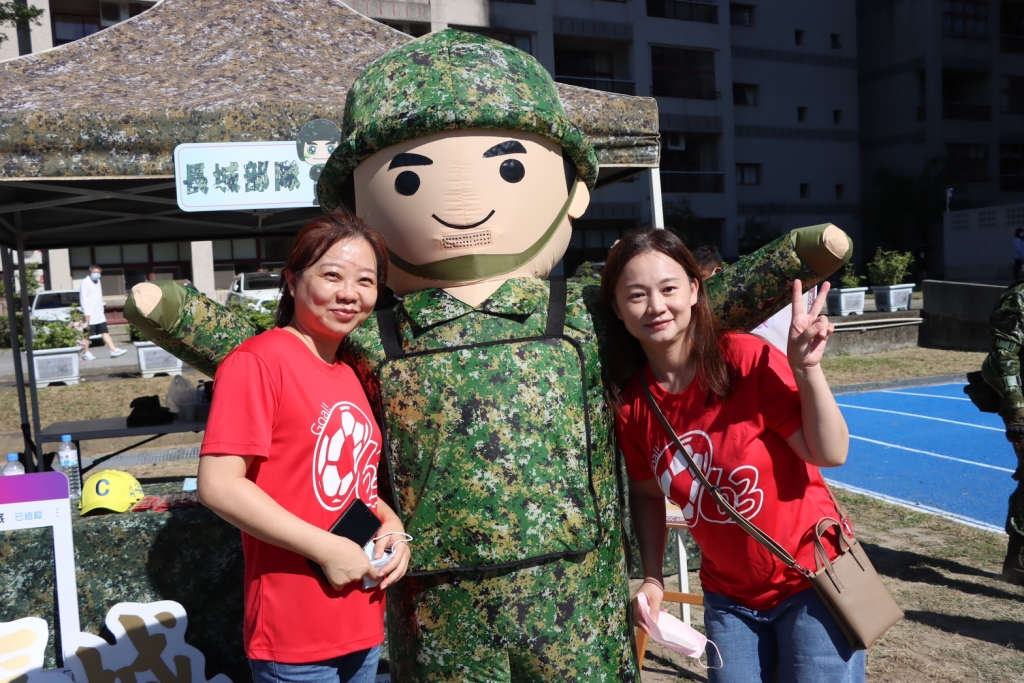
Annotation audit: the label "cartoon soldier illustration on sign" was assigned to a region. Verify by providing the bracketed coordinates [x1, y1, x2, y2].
[296, 118, 341, 205]
[129, 29, 853, 681]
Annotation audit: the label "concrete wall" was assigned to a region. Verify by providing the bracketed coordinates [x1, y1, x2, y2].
[823, 310, 921, 356]
[944, 203, 1024, 283]
[921, 279, 1005, 351]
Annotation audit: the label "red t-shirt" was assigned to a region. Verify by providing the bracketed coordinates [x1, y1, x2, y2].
[616, 333, 842, 610]
[200, 327, 385, 662]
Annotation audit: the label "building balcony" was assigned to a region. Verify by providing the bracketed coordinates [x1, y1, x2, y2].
[660, 171, 725, 194]
[1001, 34, 1024, 54]
[646, 0, 718, 23]
[942, 102, 992, 121]
[554, 75, 636, 96]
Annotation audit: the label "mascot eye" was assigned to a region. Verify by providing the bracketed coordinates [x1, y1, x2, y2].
[499, 159, 525, 183]
[395, 171, 420, 196]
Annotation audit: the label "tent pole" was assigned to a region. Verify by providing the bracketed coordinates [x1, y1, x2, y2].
[649, 168, 665, 230]
[1, 245, 33, 469]
[15, 222, 44, 469]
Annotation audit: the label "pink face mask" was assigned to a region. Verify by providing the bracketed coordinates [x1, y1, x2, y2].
[636, 593, 722, 669]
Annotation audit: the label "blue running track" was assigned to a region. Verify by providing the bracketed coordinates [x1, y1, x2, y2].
[827, 382, 1013, 533]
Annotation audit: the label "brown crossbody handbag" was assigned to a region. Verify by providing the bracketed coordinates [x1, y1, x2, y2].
[642, 380, 903, 649]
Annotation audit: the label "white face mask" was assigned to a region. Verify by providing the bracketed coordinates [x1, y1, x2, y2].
[90, 272, 101, 282]
[636, 593, 721, 669]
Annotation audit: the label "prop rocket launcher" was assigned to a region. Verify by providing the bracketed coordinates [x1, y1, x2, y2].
[123, 282, 256, 377]
[124, 223, 852, 371]
[706, 222, 852, 330]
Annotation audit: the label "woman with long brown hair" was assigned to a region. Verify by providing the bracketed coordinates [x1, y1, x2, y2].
[601, 228, 863, 682]
[198, 213, 409, 683]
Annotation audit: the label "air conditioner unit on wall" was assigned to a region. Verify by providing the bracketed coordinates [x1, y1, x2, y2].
[99, 2, 128, 27]
[664, 133, 686, 151]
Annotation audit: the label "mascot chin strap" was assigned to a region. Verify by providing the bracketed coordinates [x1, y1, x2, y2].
[388, 183, 578, 282]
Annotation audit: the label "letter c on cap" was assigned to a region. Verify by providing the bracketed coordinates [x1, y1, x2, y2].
[96, 479, 110, 496]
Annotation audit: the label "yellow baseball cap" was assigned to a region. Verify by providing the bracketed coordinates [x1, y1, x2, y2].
[80, 470, 145, 515]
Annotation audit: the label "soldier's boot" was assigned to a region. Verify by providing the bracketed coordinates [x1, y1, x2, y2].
[1002, 532, 1024, 586]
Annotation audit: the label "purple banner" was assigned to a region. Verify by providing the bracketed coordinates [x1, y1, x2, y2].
[0, 471, 69, 504]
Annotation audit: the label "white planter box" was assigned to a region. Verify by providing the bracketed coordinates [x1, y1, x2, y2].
[133, 341, 183, 379]
[826, 287, 868, 316]
[25, 346, 81, 388]
[870, 283, 915, 312]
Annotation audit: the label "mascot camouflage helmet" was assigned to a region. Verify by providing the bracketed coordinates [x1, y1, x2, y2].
[316, 29, 599, 213]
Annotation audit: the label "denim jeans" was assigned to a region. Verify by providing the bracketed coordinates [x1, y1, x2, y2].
[703, 588, 865, 683]
[250, 646, 381, 683]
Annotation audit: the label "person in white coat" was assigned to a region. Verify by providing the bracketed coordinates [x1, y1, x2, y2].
[79, 265, 126, 360]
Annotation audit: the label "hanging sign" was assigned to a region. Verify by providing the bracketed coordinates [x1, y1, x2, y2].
[173, 119, 341, 212]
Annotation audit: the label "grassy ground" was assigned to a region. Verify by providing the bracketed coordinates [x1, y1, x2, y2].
[821, 347, 986, 388]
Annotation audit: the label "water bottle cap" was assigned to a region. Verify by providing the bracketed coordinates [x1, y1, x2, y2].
[6, 453, 18, 461]
[61, 434, 72, 442]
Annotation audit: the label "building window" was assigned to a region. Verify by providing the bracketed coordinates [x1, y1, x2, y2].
[831, 33, 841, 49]
[1003, 76, 1024, 113]
[946, 143, 989, 180]
[736, 164, 761, 185]
[835, 184, 845, 200]
[1002, 144, 1024, 192]
[799, 183, 809, 199]
[651, 46, 717, 100]
[730, 3, 754, 26]
[797, 106, 807, 122]
[53, 14, 101, 45]
[794, 29, 804, 45]
[647, 0, 719, 24]
[942, 0, 988, 38]
[833, 109, 843, 124]
[732, 83, 758, 106]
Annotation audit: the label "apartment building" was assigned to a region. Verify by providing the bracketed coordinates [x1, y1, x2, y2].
[3, 0, 861, 292]
[857, 0, 1024, 271]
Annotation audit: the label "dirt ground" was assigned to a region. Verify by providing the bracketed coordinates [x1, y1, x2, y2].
[638, 489, 1024, 682]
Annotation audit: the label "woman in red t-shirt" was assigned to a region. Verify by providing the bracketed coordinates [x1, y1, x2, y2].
[198, 214, 410, 683]
[600, 229, 864, 682]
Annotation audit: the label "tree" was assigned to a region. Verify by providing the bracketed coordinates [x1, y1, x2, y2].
[737, 203, 784, 256]
[860, 158, 950, 254]
[0, 262, 42, 304]
[0, 1, 44, 48]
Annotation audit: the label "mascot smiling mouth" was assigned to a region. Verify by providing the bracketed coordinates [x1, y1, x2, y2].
[432, 210, 496, 229]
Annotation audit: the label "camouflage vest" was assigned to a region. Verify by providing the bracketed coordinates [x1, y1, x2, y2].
[374, 281, 603, 576]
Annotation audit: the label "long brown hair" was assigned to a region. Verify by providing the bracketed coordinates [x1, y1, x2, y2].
[275, 213, 389, 328]
[599, 228, 731, 410]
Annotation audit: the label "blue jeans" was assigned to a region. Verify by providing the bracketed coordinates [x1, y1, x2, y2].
[703, 588, 865, 683]
[250, 646, 381, 683]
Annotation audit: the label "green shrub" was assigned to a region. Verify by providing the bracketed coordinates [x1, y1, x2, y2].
[867, 248, 915, 286]
[838, 264, 865, 289]
[226, 298, 278, 333]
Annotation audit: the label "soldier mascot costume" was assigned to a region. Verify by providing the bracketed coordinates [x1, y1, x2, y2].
[126, 30, 853, 681]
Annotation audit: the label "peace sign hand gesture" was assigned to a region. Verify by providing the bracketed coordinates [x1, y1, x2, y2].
[787, 279, 834, 375]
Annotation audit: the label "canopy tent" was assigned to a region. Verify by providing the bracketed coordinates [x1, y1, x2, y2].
[0, 0, 661, 465]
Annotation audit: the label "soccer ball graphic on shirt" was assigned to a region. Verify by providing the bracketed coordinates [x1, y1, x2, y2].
[313, 402, 380, 510]
[654, 430, 763, 527]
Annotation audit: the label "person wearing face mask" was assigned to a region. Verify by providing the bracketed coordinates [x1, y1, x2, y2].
[602, 229, 864, 683]
[78, 265, 127, 360]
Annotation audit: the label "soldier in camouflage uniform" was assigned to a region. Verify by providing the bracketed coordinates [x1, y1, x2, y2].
[982, 280, 1024, 585]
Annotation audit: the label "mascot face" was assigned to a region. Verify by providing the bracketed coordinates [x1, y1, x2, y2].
[353, 130, 591, 299]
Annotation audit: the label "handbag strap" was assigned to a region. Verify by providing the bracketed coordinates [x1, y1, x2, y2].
[641, 378, 813, 578]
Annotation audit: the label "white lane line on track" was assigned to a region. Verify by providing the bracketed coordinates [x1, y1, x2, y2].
[851, 435, 1014, 473]
[881, 390, 971, 401]
[837, 403, 1003, 431]
[825, 479, 1005, 534]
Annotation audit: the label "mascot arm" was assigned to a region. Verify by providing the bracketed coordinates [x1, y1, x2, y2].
[705, 223, 852, 331]
[124, 281, 257, 378]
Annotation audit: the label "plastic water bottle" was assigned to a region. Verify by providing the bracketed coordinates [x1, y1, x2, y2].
[3, 453, 24, 476]
[57, 435, 82, 502]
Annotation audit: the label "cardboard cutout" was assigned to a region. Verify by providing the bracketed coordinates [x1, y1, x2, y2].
[130, 29, 851, 682]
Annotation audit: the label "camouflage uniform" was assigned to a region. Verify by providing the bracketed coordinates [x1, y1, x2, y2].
[342, 278, 635, 682]
[982, 281, 1024, 582]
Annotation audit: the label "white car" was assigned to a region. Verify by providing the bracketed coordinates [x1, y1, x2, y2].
[29, 289, 86, 322]
[226, 272, 282, 308]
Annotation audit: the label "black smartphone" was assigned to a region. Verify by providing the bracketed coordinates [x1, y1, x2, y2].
[307, 498, 382, 583]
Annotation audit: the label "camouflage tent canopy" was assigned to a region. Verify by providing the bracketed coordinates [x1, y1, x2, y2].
[0, 0, 659, 251]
